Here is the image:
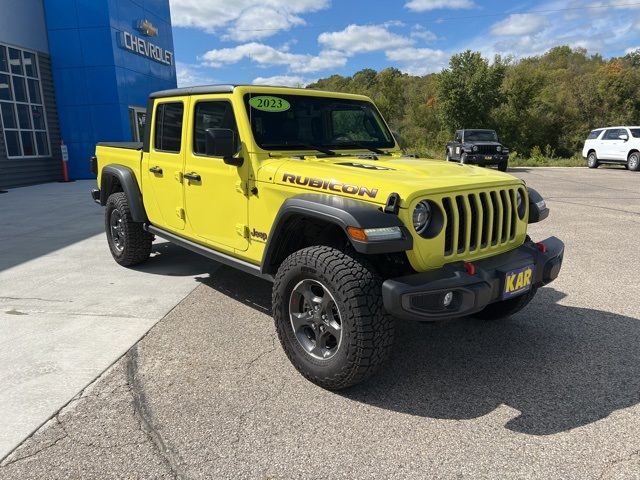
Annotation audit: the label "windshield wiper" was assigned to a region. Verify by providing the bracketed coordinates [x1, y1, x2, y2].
[333, 142, 390, 155]
[262, 142, 339, 157]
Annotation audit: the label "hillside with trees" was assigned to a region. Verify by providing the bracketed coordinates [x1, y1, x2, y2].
[307, 47, 640, 159]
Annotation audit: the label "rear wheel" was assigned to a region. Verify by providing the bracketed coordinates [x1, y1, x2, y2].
[105, 192, 152, 266]
[627, 152, 640, 171]
[472, 287, 538, 321]
[272, 246, 394, 390]
[587, 152, 599, 168]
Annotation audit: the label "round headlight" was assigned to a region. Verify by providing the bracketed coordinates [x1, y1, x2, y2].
[497, 146, 502, 152]
[472, 145, 478, 152]
[413, 201, 431, 234]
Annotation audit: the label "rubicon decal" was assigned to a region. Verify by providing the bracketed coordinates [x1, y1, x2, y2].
[282, 173, 379, 199]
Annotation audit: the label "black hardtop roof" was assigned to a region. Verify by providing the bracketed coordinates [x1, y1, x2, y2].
[149, 84, 310, 99]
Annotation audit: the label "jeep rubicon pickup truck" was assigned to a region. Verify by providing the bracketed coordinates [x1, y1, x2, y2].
[91, 85, 563, 390]
[446, 129, 510, 171]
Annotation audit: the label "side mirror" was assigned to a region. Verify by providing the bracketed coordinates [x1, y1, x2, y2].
[205, 128, 243, 166]
[619, 133, 629, 141]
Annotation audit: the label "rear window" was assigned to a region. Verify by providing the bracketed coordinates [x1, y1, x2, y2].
[587, 130, 602, 140]
[630, 129, 640, 138]
[154, 102, 184, 153]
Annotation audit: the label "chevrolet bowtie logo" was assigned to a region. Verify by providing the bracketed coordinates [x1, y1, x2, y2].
[136, 19, 158, 37]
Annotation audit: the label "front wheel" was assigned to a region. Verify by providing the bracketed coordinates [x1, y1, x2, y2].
[472, 287, 538, 321]
[272, 246, 394, 390]
[587, 152, 599, 168]
[498, 160, 508, 172]
[627, 152, 640, 171]
[105, 192, 152, 266]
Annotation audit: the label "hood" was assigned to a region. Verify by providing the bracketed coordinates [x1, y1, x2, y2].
[464, 141, 502, 146]
[258, 155, 522, 207]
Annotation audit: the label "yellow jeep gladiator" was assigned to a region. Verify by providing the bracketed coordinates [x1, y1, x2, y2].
[91, 85, 564, 389]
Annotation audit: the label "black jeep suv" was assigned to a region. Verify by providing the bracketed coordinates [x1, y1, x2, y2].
[446, 129, 510, 171]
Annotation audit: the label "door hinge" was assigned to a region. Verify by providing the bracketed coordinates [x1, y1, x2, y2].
[235, 180, 247, 195]
[176, 207, 185, 219]
[236, 224, 249, 238]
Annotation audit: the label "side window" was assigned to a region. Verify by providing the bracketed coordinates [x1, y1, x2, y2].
[154, 102, 183, 153]
[193, 101, 238, 155]
[604, 128, 622, 140]
[587, 130, 602, 140]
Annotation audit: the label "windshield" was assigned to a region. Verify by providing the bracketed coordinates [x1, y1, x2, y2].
[630, 129, 640, 138]
[244, 93, 395, 152]
[464, 130, 498, 142]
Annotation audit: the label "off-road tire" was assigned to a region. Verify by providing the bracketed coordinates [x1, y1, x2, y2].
[498, 160, 508, 172]
[472, 286, 538, 321]
[587, 152, 599, 168]
[272, 246, 394, 390]
[627, 152, 640, 171]
[105, 192, 152, 266]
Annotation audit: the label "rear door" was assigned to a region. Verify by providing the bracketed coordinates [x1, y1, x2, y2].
[144, 100, 186, 230]
[183, 96, 249, 251]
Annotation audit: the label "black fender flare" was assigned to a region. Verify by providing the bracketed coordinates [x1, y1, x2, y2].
[527, 187, 549, 223]
[261, 193, 413, 275]
[100, 165, 148, 223]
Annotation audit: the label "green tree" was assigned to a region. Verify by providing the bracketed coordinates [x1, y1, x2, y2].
[437, 51, 506, 133]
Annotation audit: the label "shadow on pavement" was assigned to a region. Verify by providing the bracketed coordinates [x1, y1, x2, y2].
[200, 268, 640, 436]
[132, 242, 222, 277]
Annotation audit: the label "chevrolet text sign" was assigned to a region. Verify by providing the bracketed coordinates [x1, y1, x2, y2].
[119, 31, 173, 66]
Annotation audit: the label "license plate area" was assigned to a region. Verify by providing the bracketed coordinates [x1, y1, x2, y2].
[485, 155, 493, 160]
[502, 265, 534, 300]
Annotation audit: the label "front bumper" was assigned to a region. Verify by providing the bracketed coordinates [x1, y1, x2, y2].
[382, 237, 564, 321]
[465, 154, 509, 165]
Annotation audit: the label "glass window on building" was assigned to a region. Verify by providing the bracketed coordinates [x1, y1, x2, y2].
[0, 44, 50, 158]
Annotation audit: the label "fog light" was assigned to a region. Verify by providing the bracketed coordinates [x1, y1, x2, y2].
[443, 291, 454, 307]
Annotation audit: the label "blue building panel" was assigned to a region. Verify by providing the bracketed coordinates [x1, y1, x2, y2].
[44, 0, 177, 179]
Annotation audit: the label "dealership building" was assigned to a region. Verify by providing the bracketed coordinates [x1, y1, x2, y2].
[0, 0, 177, 189]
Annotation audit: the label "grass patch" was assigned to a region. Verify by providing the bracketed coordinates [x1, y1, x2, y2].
[508, 155, 585, 167]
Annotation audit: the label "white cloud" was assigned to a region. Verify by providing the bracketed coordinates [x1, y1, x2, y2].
[625, 46, 640, 54]
[176, 62, 216, 87]
[411, 25, 437, 42]
[386, 47, 448, 75]
[201, 43, 347, 73]
[252, 75, 315, 87]
[318, 24, 413, 54]
[405, 0, 475, 12]
[222, 7, 305, 42]
[490, 14, 547, 36]
[169, 0, 329, 40]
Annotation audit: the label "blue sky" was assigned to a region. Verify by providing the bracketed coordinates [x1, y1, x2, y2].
[169, 0, 640, 87]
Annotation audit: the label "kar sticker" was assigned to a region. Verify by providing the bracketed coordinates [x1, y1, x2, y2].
[249, 96, 290, 112]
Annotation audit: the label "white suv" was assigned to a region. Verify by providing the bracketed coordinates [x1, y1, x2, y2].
[582, 126, 640, 171]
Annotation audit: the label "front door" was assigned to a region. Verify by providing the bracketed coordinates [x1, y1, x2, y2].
[600, 128, 625, 160]
[144, 100, 186, 230]
[183, 98, 248, 251]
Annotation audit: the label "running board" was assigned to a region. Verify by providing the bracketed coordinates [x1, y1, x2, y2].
[145, 225, 273, 282]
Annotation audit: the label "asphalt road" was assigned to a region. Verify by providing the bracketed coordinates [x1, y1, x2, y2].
[1, 167, 640, 479]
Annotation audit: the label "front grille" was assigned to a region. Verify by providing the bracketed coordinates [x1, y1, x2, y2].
[475, 145, 499, 155]
[442, 188, 519, 256]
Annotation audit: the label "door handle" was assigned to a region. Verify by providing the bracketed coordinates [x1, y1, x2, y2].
[149, 166, 163, 174]
[183, 172, 201, 182]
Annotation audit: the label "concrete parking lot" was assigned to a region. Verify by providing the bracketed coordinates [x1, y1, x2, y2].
[1, 167, 639, 479]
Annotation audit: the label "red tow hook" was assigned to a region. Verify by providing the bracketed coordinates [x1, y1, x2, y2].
[464, 261, 476, 276]
[536, 242, 547, 253]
